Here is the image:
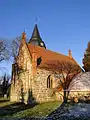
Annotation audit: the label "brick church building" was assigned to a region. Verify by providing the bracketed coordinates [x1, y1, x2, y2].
[10, 24, 80, 103]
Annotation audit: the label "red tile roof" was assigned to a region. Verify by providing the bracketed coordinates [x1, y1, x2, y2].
[27, 44, 78, 69]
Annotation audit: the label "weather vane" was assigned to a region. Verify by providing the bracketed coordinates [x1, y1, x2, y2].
[35, 17, 38, 24]
[24, 28, 27, 33]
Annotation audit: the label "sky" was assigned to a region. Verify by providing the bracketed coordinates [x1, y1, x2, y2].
[0, 0, 90, 75]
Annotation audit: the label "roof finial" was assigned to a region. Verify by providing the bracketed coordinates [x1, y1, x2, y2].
[24, 28, 27, 33]
[68, 49, 72, 58]
[22, 30, 26, 40]
[35, 17, 38, 25]
[36, 17, 38, 22]
[24, 28, 25, 33]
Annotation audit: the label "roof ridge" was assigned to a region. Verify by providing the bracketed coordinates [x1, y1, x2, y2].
[28, 43, 73, 58]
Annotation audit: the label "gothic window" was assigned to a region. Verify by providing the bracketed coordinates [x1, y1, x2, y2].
[47, 75, 53, 88]
[37, 57, 42, 66]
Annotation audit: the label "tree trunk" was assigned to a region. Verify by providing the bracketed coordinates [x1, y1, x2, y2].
[63, 90, 67, 103]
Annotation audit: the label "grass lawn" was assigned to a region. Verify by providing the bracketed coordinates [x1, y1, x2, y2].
[0, 98, 62, 118]
[0, 97, 12, 107]
[1, 98, 90, 120]
[13, 101, 61, 118]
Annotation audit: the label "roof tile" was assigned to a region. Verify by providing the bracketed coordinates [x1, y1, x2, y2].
[27, 44, 78, 69]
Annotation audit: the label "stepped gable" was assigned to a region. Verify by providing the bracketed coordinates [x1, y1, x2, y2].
[27, 44, 78, 69]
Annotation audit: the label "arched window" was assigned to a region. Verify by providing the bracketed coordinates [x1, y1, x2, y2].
[47, 75, 53, 88]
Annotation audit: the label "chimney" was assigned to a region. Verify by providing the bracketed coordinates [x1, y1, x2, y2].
[68, 49, 72, 58]
[32, 46, 37, 76]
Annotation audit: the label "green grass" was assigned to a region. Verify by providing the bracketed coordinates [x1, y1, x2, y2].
[13, 101, 61, 118]
[0, 99, 62, 118]
[0, 97, 9, 101]
[0, 101, 12, 107]
[0, 97, 13, 107]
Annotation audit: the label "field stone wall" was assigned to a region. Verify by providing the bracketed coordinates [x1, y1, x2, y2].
[31, 69, 62, 103]
[10, 42, 32, 103]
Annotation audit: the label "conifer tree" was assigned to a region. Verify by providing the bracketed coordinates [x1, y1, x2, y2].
[83, 41, 90, 72]
[2, 73, 10, 97]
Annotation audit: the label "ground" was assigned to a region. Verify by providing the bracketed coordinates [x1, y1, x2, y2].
[46, 102, 90, 120]
[0, 97, 90, 120]
[0, 97, 61, 119]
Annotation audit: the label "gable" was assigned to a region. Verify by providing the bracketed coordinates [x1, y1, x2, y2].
[16, 41, 32, 70]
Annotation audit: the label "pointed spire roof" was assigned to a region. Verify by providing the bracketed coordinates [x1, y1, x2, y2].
[28, 24, 46, 49]
[31, 24, 41, 39]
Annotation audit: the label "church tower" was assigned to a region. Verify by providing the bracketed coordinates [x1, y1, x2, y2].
[28, 24, 46, 49]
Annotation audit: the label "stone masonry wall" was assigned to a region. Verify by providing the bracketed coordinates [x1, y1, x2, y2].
[10, 41, 33, 103]
[31, 68, 63, 103]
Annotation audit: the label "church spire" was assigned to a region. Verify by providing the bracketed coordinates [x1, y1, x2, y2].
[28, 24, 46, 49]
[31, 24, 41, 40]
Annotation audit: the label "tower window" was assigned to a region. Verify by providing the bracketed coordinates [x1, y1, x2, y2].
[47, 75, 53, 88]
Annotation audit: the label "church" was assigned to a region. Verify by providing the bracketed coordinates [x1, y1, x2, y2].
[10, 24, 80, 103]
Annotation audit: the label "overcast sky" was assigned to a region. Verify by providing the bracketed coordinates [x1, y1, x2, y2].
[0, 0, 90, 75]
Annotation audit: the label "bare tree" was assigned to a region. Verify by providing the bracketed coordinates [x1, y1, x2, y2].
[11, 36, 29, 63]
[40, 60, 81, 103]
[11, 36, 21, 62]
[0, 40, 9, 62]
